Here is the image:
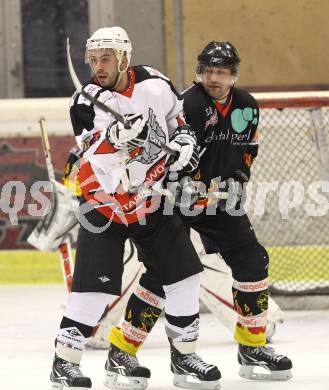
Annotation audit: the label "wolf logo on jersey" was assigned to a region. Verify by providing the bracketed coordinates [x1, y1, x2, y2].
[129, 108, 166, 165]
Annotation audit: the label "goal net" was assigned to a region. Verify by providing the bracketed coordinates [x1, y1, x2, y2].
[248, 91, 329, 295]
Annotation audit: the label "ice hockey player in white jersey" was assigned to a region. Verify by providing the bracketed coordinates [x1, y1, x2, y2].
[49, 26, 221, 390]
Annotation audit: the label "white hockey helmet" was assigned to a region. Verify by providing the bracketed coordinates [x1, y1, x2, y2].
[85, 27, 132, 71]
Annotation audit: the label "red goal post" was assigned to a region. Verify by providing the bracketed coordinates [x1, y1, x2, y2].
[255, 90, 329, 109]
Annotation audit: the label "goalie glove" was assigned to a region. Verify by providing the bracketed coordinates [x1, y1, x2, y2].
[167, 125, 199, 172]
[106, 113, 149, 149]
[218, 170, 249, 212]
[27, 181, 79, 251]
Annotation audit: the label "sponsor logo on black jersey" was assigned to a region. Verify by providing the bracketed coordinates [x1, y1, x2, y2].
[205, 106, 213, 116]
[230, 108, 258, 133]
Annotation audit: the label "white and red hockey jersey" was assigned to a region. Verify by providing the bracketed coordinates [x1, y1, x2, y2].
[69, 65, 184, 224]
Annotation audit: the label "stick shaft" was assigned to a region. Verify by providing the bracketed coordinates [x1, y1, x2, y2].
[39, 117, 56, 182]
[58, 241, 74, 292]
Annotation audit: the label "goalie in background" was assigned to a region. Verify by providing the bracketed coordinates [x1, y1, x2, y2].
[27, 146, 81, 253]
[27, 144, 144, 349]
[107, 41, 293, 383]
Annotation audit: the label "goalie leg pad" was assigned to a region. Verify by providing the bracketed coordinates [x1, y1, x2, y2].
[27, 181, 79, 251]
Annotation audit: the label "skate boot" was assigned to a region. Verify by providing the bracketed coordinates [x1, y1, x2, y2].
[170, 342, 221, 389]
[50, 353, 92, 389]
[104, 344, 151, 389]
[238, 344, 293, 381]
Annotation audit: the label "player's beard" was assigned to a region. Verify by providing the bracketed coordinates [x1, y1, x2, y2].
[204, 82, 231, 100]
[96, 70, 119, 88]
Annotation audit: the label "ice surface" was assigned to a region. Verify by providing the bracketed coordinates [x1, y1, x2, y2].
[0, 285, 328, 390]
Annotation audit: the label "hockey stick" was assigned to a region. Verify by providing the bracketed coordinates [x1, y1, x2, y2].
[66, 38, 176, 157]
[39, 117, 56, 183]
[58, 241, 74, 292]
[38, 117, 74, 292]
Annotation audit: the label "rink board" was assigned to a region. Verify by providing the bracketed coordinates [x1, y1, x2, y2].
[0, 246, 329, 284]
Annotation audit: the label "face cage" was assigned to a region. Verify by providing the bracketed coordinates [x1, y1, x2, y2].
[196, 63, 239, 83]
[86, 48, 130, 75]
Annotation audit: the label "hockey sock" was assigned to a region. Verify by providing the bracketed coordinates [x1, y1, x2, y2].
[109, 283, 165, 355]
[55, 316, 93, 363]
[232, 278, 268, 346]
[163, 274, 200, 352]
[165, 313, 199, 353]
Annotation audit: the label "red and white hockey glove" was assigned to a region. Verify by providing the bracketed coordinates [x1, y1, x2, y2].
[167, 125, 199, 172]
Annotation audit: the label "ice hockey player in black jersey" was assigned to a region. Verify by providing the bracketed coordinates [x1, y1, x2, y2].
[49, 27, 221, 390]
[107, 41, 293, 385]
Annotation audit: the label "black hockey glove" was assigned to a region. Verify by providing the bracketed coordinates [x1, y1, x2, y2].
[218, 170, 249, 212]
[106, 113, 149, 149]
[167, 125, 199, 173]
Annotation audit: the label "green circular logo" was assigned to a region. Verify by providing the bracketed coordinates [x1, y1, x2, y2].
[231, 108, 258, 133]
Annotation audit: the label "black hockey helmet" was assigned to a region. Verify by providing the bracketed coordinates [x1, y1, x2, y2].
[196, 41, 241, 76]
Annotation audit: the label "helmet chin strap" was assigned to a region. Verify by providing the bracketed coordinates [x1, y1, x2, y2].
[109, 71, 122, 90]
[110, 51, 129, 90]
[89, 49, 129, 90]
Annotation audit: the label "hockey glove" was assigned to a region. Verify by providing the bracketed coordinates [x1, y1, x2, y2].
[167, 125, 199, 172]
[106, 113, 149, 149]
[218, 170, 249, 212]
[167, 175, 199, 209]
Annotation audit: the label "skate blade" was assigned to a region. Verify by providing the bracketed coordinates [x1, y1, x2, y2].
[86, 338, 110, 350]
[239, 365, 293, 381]
[104, 371, 148, 390]
[51, 382, 63, 390]
[173, 374, 221, 389]
[51, 383, 89, 390]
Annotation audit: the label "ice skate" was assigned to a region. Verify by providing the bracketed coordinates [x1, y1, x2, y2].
[104, 344, 151, 389]
[50, 353, 91, 389]
[170, 342, 221, 389]
[238, 344, 293, 381]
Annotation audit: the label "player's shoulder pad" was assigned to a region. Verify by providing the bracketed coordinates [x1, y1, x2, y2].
[181, 83, 206, 115]
[133, 65, 182, 99]
[233, 87, 259, 109]
[181, 82, 202, 100]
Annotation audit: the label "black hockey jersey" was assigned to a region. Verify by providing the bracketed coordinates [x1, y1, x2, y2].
[182, 83, 259, 189]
